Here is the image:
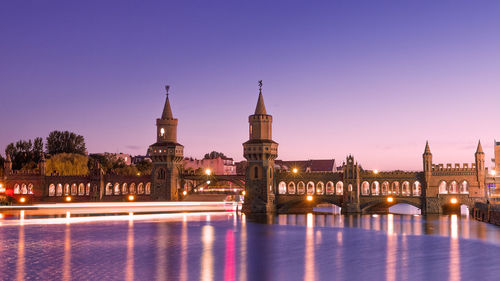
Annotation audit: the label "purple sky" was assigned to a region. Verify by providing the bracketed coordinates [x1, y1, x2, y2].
[1, 1, 499, 170]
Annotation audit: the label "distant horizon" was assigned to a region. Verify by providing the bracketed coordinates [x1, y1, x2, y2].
[1, 1, 499, 170]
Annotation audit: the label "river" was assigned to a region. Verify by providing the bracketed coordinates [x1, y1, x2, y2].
[0, 210, 499, 280]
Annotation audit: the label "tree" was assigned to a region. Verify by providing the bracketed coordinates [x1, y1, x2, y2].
[204, 151, 228, 159]
[45, 153, 89, 176]
[46, 131, 87, 155]
[135, 159, 153, 175]
[4, 137, 44, 170]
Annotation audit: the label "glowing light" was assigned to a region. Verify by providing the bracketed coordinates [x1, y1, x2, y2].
[490, 170, 497, 176]
[0, 184, 4, 193]
[242, 191, 246, 196]
[206, 180, 211, 184]
[128, 195, 135, 201]
[65, 196, 72, 202]
[182, 190, 187, 196]
[292, 168, 298, 174]
[205, 169, 212, 176]
[19, 197, 26, 203]
[0, 213, 4, 219]
[306, 195, 313, 201]
[387, 197, 394, 203]
[137, 172, 141, 176]
[450, 198, 458, 204]
[373, 169, 379, 174]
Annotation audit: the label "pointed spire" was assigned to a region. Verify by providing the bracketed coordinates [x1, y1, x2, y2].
[161, 85, 174, 119]
[476, 140, 484, 153]
[424, 141, 431, 154]
[254, 80, 267, 115]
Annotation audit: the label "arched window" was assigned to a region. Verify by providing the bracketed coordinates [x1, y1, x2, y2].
[27, 184, 34, 194]
[401, 181, 410, 196]
[381, 181, 389, 195]
[56, 184, 63, 196]
[269, 168, 273, 179]
[71, 184, 77, 195]
[254, 166, 259, 179]
[316, 182, 325, 195]
[64, 184, 70, 195]
[390, 182, 399, 195]
[78, 183, 85, 195]
[14, 184, 20, 194]
[297, 181, 305, 195]
[129, 183, 136, 194]
[105, 183, 113, 195]
[348, 184, 353, 192]
[145, 183, 151, 194]
[122, 183, 128, 194]
[86, 183, 91, 195]
[278, 181, 287, 194]
[49, 184, 56, 196]
[21, 184, 28, 194]
[371, 181, 380, 196]
[157, 168, 166, 180]
[288, 182, 296, 194]
[413, 181, 421, 196]
[439, 181, 447, 194]
[460, 181, 469, 194]
[449, 181, 458, 194]
[361, 181, 370, 195]
[306, 181, 315, 195]
[326, 181, 334, 195]
[114, 183, 120, 195]
[138, 183, 145, 194]
[336, 182, 343, 195]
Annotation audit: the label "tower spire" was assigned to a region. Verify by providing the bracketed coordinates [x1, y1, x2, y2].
[162, 85, 174, 119]
[424, 141, 431, 154]
[254, 80, 267, 115]
[476, 140, 484, 154]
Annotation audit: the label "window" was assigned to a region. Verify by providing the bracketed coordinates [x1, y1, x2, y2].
[114, 183, 120, 195]
[391, 182, 399, 195]
[371, 181, 380, 195]
[460, 181, 469, 194]
[381, 182, 389, 195]
[306, 182, 315, 195]
[288, 182, 296, 194]
[105, 183, 113, 195]
[316, 182, 325, 195]
[449, 181, 458, 194]
[14, 184, 20, 194]
[278, 181, 287, 194]
[297, 181, 305, 195]
[145, 183, 151, 195]
[157, 168, 166, 180]
[160, 128, 165, 136]
[138, 183, 145, 194]
[336, 182, 343, 195]
[71, 184, 77, 195]
[254, 166, 259, 179]
[326, 182, 334, 195]
[439, 181, 447, 194]
[413, 181, 421, 196]
[64, 184, 70, 195]
[57, 184, 63, 196]
[129, 183, 136, 194]
[402, 181, 410, 196]
[122, 183, 128, 194]
[49, 184, 56, 196]
[361, 181, 370, 195]
[21, 184, 28, 194]
[86, 183, 91, 195]
[78, 183, 85, 195]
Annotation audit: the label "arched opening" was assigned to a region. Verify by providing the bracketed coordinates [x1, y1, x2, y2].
[122, 183, 128, 194]
[113, 183, 120, 195]
[439, 180, 448, 194]
[371, 181, 380, 195]
[56, 184, 63, 196]
[335, 181, 343, 195]
[145, 183, 151, 194]
[27, 184, 34, 194]
[460, 181, 469, 194]
[326, 181, 334, 195]
[389, 203, 421, 215]
[381, 181, 389, 195]
[129, 183, 136, 194]
[21, 184, 28, 194]
[449, 181, 458, 194]
[105, 183, 113, 195]
[361, 181, 370, 195]
[401, 181, 410, 196]
[460, 204, 469, 216]
[278, 181, 287, 194]
[413, 181, 421, 196]
[316, 182, 325, 195]
[78, 183, 85, 195]
[64, 184, 70, 195]
[157, 168, 166, 180]
[138, 183, 145, 194]
[71, 184, 77, 195]
[297, 181, 305, 195]
[86, 183, 91, 195]
[390, 182, 399, 195]
[14, 184, 20, 194]
[49, 184, 55, 196]
[306, 181, 315, 195]
[288, 182, 296, 194]
[313, 203, 341, 214]
[253, 166, 260, 179]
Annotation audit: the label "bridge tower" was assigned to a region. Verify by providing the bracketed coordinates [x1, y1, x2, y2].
[342, 155, 360, 213]
[475, 141, 486, 197]
[495, 140, 500, 173]
[422, 141, 437, 214]
[242, 81, 278, 214]
[149, 86, 184, 201]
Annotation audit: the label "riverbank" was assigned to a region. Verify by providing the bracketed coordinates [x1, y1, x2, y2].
[472, 202, 500, 226]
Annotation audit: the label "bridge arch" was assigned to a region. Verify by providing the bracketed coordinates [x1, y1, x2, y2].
[371, 181, 380, 195]
[278, 197, 343, 213]
[288, 182, 296, 194]
[316, 182, 324, 195]
[326, 181, 334, 195]
[361, 181, 370, 195]
[335, 181, 343, 195]
[361, 198, 423, 213]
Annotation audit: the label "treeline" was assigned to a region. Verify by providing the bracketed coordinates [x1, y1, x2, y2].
[1, 130, 151, 176]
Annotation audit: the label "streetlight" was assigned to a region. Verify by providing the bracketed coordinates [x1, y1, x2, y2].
[19, 197, 26, 203]
[450, 198, 458, 204]
[205, 169, 212, 176]
[373, 169, 379, 174]
[65, 196, 72, 202]
[292, 168, 298, 174]
[128, 195, 135, 201]
[387, 197, 394, 203]
[490, 170, 497, 176]
[242, 190, 246, 196]
[306, 195, 313, 201]
[182, 190, 187, 196]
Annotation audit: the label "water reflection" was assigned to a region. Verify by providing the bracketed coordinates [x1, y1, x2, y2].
[305, 213, 315, 281]
[201, 225, 214, 281]
[125, 215, 134, 281]
[16, 222, 24, 281]
[449, 215, 460, 281]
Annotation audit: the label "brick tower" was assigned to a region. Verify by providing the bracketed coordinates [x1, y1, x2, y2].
[149, 86, 184, 200]
[242, 81, 278, 214]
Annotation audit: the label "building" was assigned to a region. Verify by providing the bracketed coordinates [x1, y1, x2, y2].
[275, 159, 337, 173]
[184, 156, 236, 175]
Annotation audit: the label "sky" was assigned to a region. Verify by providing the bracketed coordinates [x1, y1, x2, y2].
[1, 0, 499, 171]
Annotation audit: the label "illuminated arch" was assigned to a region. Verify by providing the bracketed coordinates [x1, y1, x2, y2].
[78, 183, 85, 195]
[288, 182, 296, 194]
[14, 184, 20, 194]
[105, 183, 113, 195]
[381, 181, 389, 195]
[122, 183, 128, 194]
[371, 181, 380, 196]
[413, 181, 422, 196]
[129, 183, 136, 194]
[21, 184, 28, 194]
[27, 183, 34, 194]
[145, 182, 151, 195]
[306, 181, 315, 195]
[71, 183, 77, 195]
[297, 181, 305, 195]
[49, 184, 56, 196]
[326, 181, 334, 195]
[278, 181, 287, 194]
[56, 184, 63, 196]
[316, 181, 325, 195]
[138, 183, 145, 194]
[460, 181, 469, 194]
[439, 181, 447, 194]
[113, 183, 120, 195]
[449, 181, 458, 194]
[361, 181, 370, 195]
[64, 184, 70, 195]
[401, 181, 410, 196]
[390, 182, 400, 195]
[335, 182, 343, 195]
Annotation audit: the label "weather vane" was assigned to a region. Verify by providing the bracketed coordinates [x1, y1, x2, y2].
[258, 80, 263, 91]
[165, 85, 170, 97]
